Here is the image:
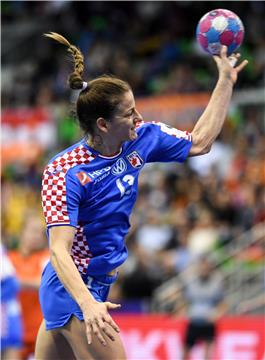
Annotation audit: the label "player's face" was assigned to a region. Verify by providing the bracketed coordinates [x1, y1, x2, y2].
[110, 90, 143, 142]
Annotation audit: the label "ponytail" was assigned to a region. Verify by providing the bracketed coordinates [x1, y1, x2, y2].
[44, 32, 85, 90]
[43, 32, 131, 136]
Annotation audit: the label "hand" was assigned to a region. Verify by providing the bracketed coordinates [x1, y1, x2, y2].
[82, 301, 121, 346]
[213, 45, 248, 84]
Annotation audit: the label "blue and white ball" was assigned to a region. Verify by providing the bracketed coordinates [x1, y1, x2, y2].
[196, 9, 245, 55]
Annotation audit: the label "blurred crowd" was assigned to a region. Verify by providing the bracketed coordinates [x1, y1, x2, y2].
[1, 2, 265, 359]
[2, 1, 265, 107]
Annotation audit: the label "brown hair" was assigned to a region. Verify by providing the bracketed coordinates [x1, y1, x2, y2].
[44, 32, 131, 135]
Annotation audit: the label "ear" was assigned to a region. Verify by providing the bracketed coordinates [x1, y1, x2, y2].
[96, 117, 109, 133]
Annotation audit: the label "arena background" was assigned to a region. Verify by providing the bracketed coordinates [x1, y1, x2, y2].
[1, 1, 265, 359]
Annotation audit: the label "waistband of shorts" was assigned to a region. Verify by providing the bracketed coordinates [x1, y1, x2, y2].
[85, 269, 119, 286]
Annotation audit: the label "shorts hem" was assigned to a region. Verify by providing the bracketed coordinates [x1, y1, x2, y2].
[45, 312, 84, 331]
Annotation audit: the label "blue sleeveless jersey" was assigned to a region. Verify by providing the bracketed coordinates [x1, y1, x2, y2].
[40, 121, 192, 328]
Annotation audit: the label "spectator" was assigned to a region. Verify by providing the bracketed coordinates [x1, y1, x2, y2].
[1, 244, 22, 360]
[8, 212, 49, 360]
[187, 209, 219, 256]
[180, 255, 227, 360]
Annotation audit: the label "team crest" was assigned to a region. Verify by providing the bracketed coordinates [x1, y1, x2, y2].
[127, 151, 143, 168]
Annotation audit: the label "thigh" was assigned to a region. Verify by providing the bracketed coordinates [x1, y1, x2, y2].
[35, 320, 76, 360]
[61, 315, 127, 360]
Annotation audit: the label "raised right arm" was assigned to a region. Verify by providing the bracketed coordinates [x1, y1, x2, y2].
[189, 46, 248, 156]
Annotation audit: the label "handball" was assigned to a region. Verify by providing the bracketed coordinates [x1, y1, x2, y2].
[196, 9, 244, 55]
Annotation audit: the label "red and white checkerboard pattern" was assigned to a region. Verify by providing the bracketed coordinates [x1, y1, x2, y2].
[42, 145, 96, 225]
[71, 225, 93, 274]
[41, 145, 96, 274]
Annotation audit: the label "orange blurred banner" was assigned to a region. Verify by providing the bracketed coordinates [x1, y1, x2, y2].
[137, 92, 210, 130]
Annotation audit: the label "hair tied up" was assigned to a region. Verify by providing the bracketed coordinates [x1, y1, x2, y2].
[43, 31, 85, 90]
[82, 82, 88, 91]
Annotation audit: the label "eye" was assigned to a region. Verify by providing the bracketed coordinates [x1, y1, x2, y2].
[126, 110, 134, 116]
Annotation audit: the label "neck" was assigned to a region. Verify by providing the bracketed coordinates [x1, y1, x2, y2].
[87, 136, 121, 157]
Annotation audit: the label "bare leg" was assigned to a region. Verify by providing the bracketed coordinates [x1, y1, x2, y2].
[61, 315, 127, 360]
[182, 345, 191, 360]
[35, 320, 77, 360]
[205, 340, 214, 360]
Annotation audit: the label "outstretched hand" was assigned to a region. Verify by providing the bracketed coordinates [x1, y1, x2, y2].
[82, 300, 121, 346]
[213, 45, 248, 84]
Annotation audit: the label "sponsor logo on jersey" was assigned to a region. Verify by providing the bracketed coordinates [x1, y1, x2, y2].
[94, 171, 110, 184]
[88, 166, 111, 179]
[127, 151, 143, 168]
[111, 158, 127, 175]
[76, 171, 92, 186]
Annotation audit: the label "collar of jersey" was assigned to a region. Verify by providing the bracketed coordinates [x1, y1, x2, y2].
[81, 138, 123, 159]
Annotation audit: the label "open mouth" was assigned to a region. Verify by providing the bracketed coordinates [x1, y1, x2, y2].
[130, 127, 138, 140]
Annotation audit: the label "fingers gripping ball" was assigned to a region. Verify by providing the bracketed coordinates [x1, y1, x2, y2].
[196, 9, 245, 55]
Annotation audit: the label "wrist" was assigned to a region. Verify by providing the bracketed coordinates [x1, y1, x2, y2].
[78, 295, 98, 310]
[218, 75, 234, 87]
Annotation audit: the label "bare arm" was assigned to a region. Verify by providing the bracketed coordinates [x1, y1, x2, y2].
[189, 46, 248, 156]
[49, 226, 120, 346]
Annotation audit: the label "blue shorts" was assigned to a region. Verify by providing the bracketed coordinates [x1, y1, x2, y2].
[39, 262, 118, 330]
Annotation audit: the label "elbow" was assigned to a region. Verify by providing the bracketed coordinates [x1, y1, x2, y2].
[50, 248, 58, 268]
[200, 144, 212, 155]
[190, 133, 212, 156]
[50, 244, 70, 268]
[191, 145, 211, 156]
[50, 246, 63, 268]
